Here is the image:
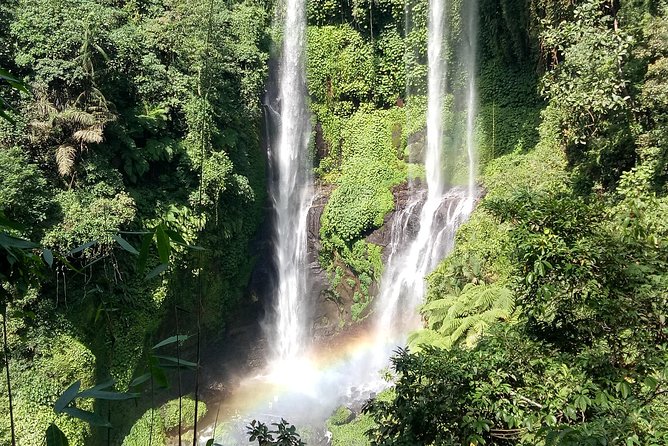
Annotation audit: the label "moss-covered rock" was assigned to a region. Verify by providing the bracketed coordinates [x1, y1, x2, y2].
[160, 396, 207, 434]
[122, 409, 166, 446]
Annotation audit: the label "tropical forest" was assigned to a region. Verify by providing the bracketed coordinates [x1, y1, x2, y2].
[1, 0, 667, 444]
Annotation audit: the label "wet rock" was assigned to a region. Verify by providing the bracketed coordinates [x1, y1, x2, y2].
[366, 182, 425, 261]
[407, 128, 426, 162]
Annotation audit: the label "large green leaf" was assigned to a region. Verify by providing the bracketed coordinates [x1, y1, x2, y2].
[0, 212, 24, 231]
[66, 241, 97, 256]
[77, 389, 140, 401]
[145, 263, 168, 280]
[54, 381, 81, 413]
[62, 407, 112, 427]
[46, 424, 69, 446]
[42, 249, 54, 268]
[154, 354, 197, 369]
[112, 234, 139, 255]
[155, 224, 171, 264]
[129, 372, 151, 388]
[0, 233, 39, 250]
[152, 334, 191, 350]
[0, 68, 29, 94]
[149, 359, 170, 389]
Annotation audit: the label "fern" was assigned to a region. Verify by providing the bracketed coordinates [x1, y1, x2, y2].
[57, 108, 97, 126]
[407, 329, 451, 351]
[73, 124, 104, 144]
[420, 283, 516, 349]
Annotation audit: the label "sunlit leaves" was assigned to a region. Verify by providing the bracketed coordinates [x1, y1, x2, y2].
[0, 67, 28, 123]
[247, 419, 305, 446]
[53, 379, 139, 429]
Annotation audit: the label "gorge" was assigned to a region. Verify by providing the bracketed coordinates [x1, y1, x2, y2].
[1, 0, 667, 445]
[195, 0, 482, 443]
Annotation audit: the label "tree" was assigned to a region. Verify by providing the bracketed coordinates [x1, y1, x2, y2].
[410, 283, 515, 350]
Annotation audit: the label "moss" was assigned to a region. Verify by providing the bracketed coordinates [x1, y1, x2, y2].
[319, 106, 408, 280]
[482, 105, 569, 201]
[0, 331, 96, 446]
[328, 406, 354, 426]
[307, 25, 375, 110]
[160, 396, 207, 433]
[327, 412, 374, 446]
[121, 409, 166, 446]
[351, 300, 369, 321]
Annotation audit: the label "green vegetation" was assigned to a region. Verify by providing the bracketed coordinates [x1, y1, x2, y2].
[327, 412, 374, 446]
[1, 0, 269, 443]
[160, 396, 207, 433]
[121, 409, 165, 446]
[366, 1, 668, 445]
[1, 0, 668, 445]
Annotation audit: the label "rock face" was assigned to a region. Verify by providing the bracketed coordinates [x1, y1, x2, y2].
[366, 181, 424, 262]
[407, 128, 426, 163]
[250, 178, 475, 342]
[307, 180, 428, 338]
[306, 184, 340, 339]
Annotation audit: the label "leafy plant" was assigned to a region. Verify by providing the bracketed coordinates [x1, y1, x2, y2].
[247, 419, 305, 446]
[0, 67, 28, 123]
[411, 283, 515, 350]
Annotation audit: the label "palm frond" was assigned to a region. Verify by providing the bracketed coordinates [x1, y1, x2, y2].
[58, 108, 96, 127]
[73, 124, 104, 144]
[56, 145, 76, 177]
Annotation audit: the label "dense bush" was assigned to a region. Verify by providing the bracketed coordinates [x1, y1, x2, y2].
[1, 0, 270, 443]
[121, 409, 166, 446]
[370, 3, 668, 445]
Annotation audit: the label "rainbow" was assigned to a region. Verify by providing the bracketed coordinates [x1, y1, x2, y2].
[196, 328, 406, 445]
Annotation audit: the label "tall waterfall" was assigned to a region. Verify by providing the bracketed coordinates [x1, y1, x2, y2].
[374, 0, 478, 348]
[464, 0, 479, 203]
[269, 0, 312, 362]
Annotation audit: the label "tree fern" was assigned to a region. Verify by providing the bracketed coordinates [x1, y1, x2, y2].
[29, 91, 113, 180]
[56, 145, 76, 177]
[416, 283, 516, 349]
[407, 329, 450, 351]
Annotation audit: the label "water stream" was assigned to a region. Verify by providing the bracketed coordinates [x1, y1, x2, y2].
[374, 0, 477, 353]
[196, 0, 479, 443]
[269, 0, 313, 364]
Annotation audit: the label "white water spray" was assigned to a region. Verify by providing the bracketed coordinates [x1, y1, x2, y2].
[425, 0, 447, 202]
[464, 0, 479, 204]
[197, 2, 480, 443]
[270, 0, 312, 363]
[374, 0, 478, 351]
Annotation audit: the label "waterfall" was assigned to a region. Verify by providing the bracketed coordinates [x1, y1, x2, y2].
[464, 0, 479, 204]
[269, 0, 312, 363]
[425, 0, 447, 202]
[374, 0, 478, 350]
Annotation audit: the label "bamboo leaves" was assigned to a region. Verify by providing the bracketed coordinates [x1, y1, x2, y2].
[0, 68, 29, 123]
[52, 380, 139, 429]
[45, 424, 69, 446]
[113, 223, 201, 280]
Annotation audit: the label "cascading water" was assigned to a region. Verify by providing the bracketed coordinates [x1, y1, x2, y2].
[374, 0, 478, 350]
[197, 2, 480, 444]
[464, 0, 479, 203]
[269, 0, 312, 363]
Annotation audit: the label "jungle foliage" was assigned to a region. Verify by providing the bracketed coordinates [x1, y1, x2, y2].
[1, 0, 668, 445]
[366, 1, 668, 445]
[1, 0, 270, 443]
